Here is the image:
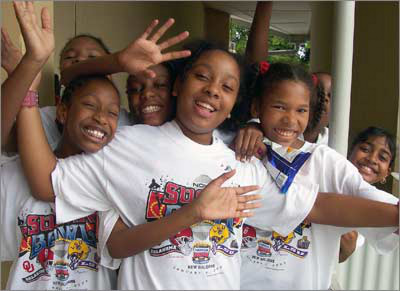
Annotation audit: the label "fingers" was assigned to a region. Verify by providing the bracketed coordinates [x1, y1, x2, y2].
[234, 185, 260, 196]
[150, 18, 175, 42]
[254, 142, 266, 159]
[41, 7, 52, 31]
[159, 31, 189, 50]
[142, 69, 156, 79]
[1, 27, 12, 45]
[161, 49, 191, 62]
[210, 169, 237, 187]
[246, 135, 260, 161]
[234, 130, 244, 161]
[237, 193, 262, 203]
[140, 19, 159, 39]
[239, 132, 251, 161]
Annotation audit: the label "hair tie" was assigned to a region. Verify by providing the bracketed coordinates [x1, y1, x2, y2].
[311, 74, 319, 87]
[259, 61, 270, 75]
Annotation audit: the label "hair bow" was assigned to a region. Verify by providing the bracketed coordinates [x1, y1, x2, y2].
[311, 74, 319, 87]
[259, 61, 270, 75]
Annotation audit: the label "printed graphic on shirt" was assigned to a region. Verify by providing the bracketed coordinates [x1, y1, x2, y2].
[145, 173, 242, 277]
[16, 208, 100, 288]
[241, 222, 312, 270]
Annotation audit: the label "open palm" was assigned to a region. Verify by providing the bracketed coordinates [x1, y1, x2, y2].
[194, 170, 262, 221]
[13, 1, 54, 63]
[118, 18, 191, 78]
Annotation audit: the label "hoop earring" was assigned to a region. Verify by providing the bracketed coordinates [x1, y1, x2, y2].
[380, 177, 387, 184]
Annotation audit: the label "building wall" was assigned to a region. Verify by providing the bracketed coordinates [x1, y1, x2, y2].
[54, 1, 205, 109]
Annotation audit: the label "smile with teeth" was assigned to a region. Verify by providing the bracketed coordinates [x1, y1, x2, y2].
[275, 128, 296, 137]
[83, 127, 106, 140]
[142, 105, 161, 114]
[196, 101, 216, 112]
[359, 164, 376, 175]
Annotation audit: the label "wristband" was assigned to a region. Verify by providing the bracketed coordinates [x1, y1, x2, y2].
[21, 90, 39, 107]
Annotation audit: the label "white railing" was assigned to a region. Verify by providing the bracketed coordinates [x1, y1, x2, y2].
[338, 242, 399, 290]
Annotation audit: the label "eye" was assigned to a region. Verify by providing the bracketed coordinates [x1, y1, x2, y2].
[82, 102, 95, 108]
[297, 108, 308, 113]
[195, 73, 209, 81]
[127, 86, 143, 94]
[359, 145, 370, 153]
[155, 82, 168, 89]
[108, 110, 119, 118]
[223, 84, 233, 92]
[272, 105, 285, 111]
[63, 56, 74, 60]
[379, 154, 390, 162]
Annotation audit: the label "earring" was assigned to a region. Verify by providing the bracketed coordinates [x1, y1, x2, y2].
[380, 177, 387, 184]
[227, 114, 231, 119]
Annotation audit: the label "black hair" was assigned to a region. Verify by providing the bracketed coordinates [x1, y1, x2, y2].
[125, 61, 178, 123]
[173, 39, 248, 133]
[350, 126, 396, 167]
[60, 34, 111, 61]
[55, 75, 120, 133]
[247, 62, 323, 130]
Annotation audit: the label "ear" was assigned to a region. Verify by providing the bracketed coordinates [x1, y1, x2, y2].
[56, 102, 68, 125]
[250, 99, 260, 119]
[172, 77, 182, 97]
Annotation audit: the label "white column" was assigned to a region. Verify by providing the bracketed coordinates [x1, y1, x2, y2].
[328, 1, 355, 156]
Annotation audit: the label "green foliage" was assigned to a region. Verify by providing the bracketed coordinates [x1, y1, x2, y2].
[229, 22, 249, 54]
[229, 20, 310, 68]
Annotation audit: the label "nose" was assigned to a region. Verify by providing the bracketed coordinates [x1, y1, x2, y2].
[140, 87, 156, 101]
[93, 110, 108, 125]
[204, 81, 220, 99]
[367, 151, 379, 164]
[282, 111, 296, 126]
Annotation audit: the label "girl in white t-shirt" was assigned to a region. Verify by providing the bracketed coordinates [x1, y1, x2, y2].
[338, 126, 397, 262]
[1, 4, 122, 289]
[240, 62, 399, 290]
[17, 29, 400, 290]
[1, 24, 112, 154]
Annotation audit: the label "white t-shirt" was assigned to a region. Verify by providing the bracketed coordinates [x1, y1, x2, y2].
[51, 120, 319, 290]
[0, 157, 117, 290]
[240, 141, 398, 290]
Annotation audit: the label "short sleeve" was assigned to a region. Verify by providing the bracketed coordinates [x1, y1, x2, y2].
[97, 210, 122, 269]
[52, 150, 112, 224]
[245, 161, 319, 236]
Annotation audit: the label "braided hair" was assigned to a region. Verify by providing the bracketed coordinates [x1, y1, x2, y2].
[248, 62, 323, 130]
[55, 75, 119, 133]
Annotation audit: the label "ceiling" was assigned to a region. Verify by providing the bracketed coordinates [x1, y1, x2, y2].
[204, 1, 312, 37]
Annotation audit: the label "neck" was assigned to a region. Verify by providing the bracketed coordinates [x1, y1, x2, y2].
[174, 119, 213, 145]
[54, 136, 82, 159]
[303, 129, 320, 143]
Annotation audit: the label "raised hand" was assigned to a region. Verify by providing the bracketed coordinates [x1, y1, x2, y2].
[192, 170, 261, 221]
[1, 27, 23, 74]
[13, 1, 54, 64]
[117, 18, 191, 78]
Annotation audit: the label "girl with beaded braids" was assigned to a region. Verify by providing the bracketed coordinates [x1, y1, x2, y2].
[240, 61, 399, 290]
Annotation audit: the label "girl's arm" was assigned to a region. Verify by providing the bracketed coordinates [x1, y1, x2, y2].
[61, 18, 190, 85]
[1, 3, 53, 150]
[306, 192, 398, 227]
[107, 170, 262, 258]
[245, 1, 273, 63]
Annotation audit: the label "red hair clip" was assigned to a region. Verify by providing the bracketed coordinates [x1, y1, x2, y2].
[311, 74, 319, 87]
[259, 61, 270, 75]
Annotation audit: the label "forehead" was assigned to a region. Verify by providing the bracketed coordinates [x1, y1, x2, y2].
[194, 50, 240, 77]
[266, 80, 311, 103]
[128, 64, 170, 84]
[73, 79, 119, 102]
[62, 37, 105, 54]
